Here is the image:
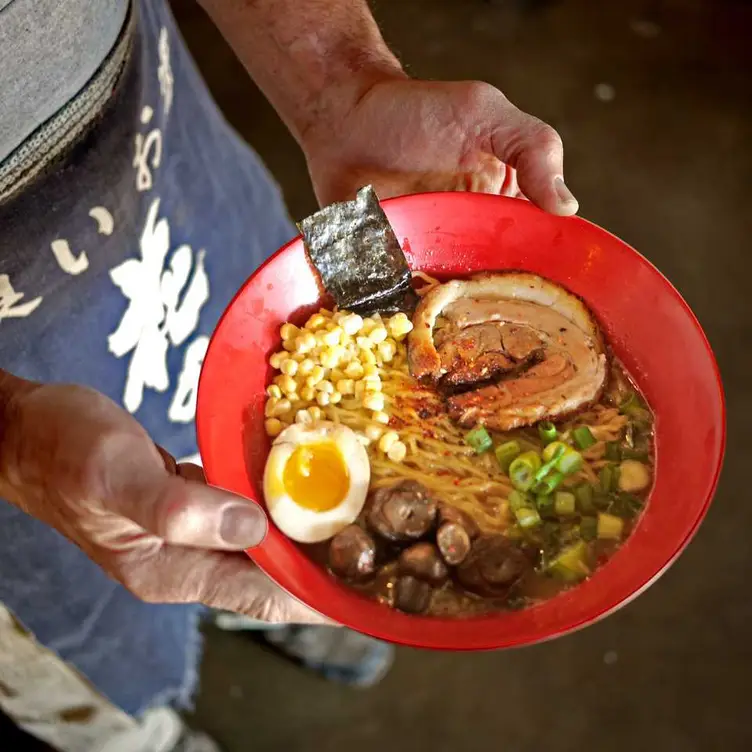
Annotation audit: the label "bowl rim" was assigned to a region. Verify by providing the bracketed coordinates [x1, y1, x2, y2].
[197, 192, 726, 650]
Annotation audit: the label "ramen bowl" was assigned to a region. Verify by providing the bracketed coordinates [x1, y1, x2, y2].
[196, 192, 725, 650]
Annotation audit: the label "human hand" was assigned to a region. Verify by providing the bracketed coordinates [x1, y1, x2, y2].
[0, 377, 325, 624]
[304, 78, 578, 215]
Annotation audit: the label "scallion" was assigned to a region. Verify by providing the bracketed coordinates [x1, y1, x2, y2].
[554, 491, 576, 517]
[575, 483, 595, 513]
[621, 447, 649, 461]
[599, 464, 620, 493]
[533, 470, 565, 496]
[538, 421, 558, 444]
[495, 440, 521, 472]
[542, 441, 568, 463]
[572, 426, 597, 450]
[534, 444, 567, 482]
[508, 452, 542, 492]
[580, 516, 598, 540]
[597, 512, 625, 540]
[557, 447, 583, 475]
[508, 489, 532, 512]
[536, 493, 555, 517]
[547, 541, 590, 582]
[514, 506, 542, 529]
[465, 425, 493, 454]
[605, 441, 622, 462]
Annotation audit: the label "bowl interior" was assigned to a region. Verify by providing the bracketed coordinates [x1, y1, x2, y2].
[197, 193, 725, 650]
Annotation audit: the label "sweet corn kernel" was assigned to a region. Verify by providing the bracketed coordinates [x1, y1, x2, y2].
[269, 351, 287, 369]
[295, 409, 313, 425]
[265, 418, 283, 437]
[361, 349, 377, 366]
[363, 375, 381, 391]
[316, 391, 330, 407]
[305, 313, 326, 330]
[280, 359, 298, 377]
[272, 398, 292, 417]
[295, 331, 316, 353]
[363, 363, 379, 378]
[354, 381, 366, 398]
[356, 336, 374, 350]
[336, 379, 355, 395]
[388, 313, 413, 339]
[264, 398, 278, 417]
[300, 386, 315, 402]
[266, 384, 282, 399]
[378, 340, 396, 362]
[387, 441, 407, 463]
[322, 327, 342, 346]
[378, 430, 399, 453]
[363, 391, 385, 412]
[330, 391, 342, 404]
[320, 346, 344, 369]
[316, 380, 334, 394]
[373, 411, 390, 425]
[368, 326, 388, 344]
[344, 362, 365, 380]
[298, 358, 315, 375]
[361, 318, 377, 335]
[341, 313, 364, 336]
[307, 406, 323, 421]
[280, 323, 299, 341]
[332, 310, 346, 322]
[278, 374, 297, 395]
[365, 424, 384, 441]
[306, 366, 325, 387]
[330, 368, 346, 383]
[282, 339, 297, 352]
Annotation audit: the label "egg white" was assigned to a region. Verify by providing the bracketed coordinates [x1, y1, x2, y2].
[263, 421, 371, 543]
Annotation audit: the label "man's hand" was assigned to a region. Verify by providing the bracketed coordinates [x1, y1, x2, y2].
[0, 373, 324, 624]
[304, 78, 578, 214]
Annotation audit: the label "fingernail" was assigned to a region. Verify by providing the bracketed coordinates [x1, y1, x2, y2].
[553, 176, 579, 213]
[220, 503, 268, 548]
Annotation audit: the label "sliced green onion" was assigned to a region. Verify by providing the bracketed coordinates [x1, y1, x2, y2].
[575, 483, 595, 513]
[597, 512, 625, 540]
[514, 506, 542, 529]
[621, 447, 649, 461]
[556, 448, 583, 475]
[538, 421, 558, 444]
[536, 493, 555, 517]
[509, 452, 542, 492]
[547, 540, 590, 582]
[508, 489, 532, 512]
[593, 490, 612, 510]
[542, 441, 568, 463]
[599, 464, 620, 493]
[619, 392, 640, 415]
[465, 425, 493, 454]
[495, 440, 521, 472]
[605, 441, 622, 462]
[554, 491, 576, 517]
[580, 516, 598, 541]
[533, 470, 565, 496]
[572, 426, 597, 450]
[534, 444, 567, 483]
[610, 492, 643, 518]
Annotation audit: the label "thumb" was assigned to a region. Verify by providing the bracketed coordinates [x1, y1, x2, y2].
[105, 442, 267, 551]
[490, 109, 579, 216]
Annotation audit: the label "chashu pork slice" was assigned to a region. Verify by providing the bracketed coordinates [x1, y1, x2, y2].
[407, 273, 607, 430]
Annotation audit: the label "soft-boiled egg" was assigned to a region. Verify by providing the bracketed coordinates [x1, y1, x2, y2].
[263, 421, 371, 543]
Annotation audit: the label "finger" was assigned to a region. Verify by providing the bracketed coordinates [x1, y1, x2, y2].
[490, 110, 578, 216]
[118, 545, 331, 625]
[105, 442, 267, 550]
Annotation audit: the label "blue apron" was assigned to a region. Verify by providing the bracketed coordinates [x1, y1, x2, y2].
[0, 0, 296, 715]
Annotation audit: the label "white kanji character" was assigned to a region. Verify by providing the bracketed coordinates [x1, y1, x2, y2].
[0, 274, 42, 322]
[158, 28, 174, 118]
[108, 198, 210, 414]
[133, 110, 163, 192]
[169, 336, 209, 423]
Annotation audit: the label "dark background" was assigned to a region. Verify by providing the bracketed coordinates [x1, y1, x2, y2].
[6, 0, 751, 749]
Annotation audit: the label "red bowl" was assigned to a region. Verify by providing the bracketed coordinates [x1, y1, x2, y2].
[197, 193, 725, 650]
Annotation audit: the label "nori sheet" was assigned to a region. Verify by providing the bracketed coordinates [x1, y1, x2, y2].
[298, 186, 418, 315]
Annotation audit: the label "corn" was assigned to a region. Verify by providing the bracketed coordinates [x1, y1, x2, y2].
[280, 359, 298, 377]
[282, 339, 297, 352]
[265, 398, 278, 417]
[387, 441, 407, 463]
[378, 340, 396, 363]
[373, 411, 390, 425]
[306, 365, 325, 387]
[363, 363, 379, 378]
[322, 327, 342, 346]
[330, 368, 346, 383]
[363, 375, 381, 391]
[378, 430, 399, 453]
[266, 384, 282, 399]
[356, 335, 374, 350]
[368, 326, 388, 344]
[354, 381, 366, 398]
[336, 379, 355, 395]
[316, 391, 330, 407]
[363, 391, 385, 412]
[320, 346, 344, 369]
[295, 409, 313, 425]
[330, 391, 342, 404]
[316, 380, 334, 394]
[365, 424, 384, 441]
[361, 318, 377, 335]
[280, 323, 299, 341]
[344, 362, 365, 380]
[332, 310, 346, 323]
[307, 406, 323, 421]
[341, 313, 363, 336]
[269, 351, 288, 369]
[265, 418, 283, 437]
[305, 313, 326, 330]
[295, 331, 316, 353]
[388, 313, 413, 339]
[361, 348, 377, 366]
[300, 386, 315, 402]
[272, 398, 292, 417]
[298, 358, 315, 376]
[277, 374, 297, 395]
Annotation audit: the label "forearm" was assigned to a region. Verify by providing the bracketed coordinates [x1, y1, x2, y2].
[197, 0, 406, 146]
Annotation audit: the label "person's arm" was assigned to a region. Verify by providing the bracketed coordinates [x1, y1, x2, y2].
[198, 0, 578, 214]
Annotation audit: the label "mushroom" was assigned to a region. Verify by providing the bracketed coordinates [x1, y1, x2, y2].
[438, 504, 480, 538]
[399, 543, 449, 585]
[367, 480, 438, 542]
[436, 522, 472, 566]
[328, 525, 377, 581]
[456, 536, 530, 597]
[394, 575, 434, 614]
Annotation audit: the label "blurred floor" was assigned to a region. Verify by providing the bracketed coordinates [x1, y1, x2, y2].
[169, 0, 752, 751]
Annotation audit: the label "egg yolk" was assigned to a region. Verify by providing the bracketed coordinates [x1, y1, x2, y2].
[282, 442, 350, 512]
